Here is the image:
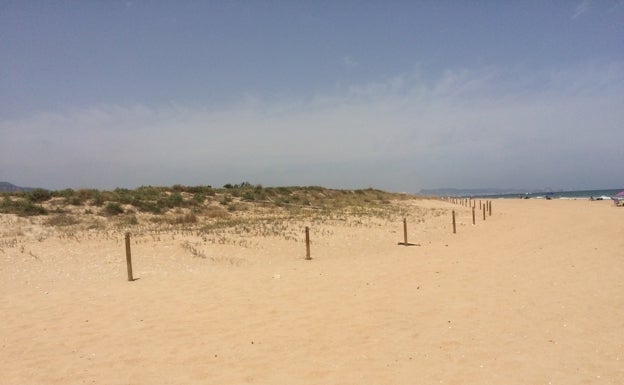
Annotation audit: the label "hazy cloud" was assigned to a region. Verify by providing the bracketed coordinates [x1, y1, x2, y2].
[1, 62, 623, 191]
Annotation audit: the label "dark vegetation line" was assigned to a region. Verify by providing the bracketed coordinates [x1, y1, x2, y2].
[0, 183, 415, 218]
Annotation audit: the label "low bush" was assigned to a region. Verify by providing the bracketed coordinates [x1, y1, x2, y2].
[103, 202, 124, 216]
[27, 188, 52, 203]
[0, 197, 47, 216]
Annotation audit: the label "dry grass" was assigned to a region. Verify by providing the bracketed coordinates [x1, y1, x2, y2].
[0, 185, 445, 256]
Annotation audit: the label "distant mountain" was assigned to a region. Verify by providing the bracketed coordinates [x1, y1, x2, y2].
[418, 187, 529, 197]
[0, 181, 37, 192]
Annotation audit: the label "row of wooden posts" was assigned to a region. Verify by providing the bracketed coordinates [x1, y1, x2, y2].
[124, 199, 493, 281]
[448, 198, 491, 234]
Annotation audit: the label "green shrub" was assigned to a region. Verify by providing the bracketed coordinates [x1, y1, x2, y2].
[68, 196, 83, 205]
[276, 187, 292, 195]
[103, 202, 124, 216]
[167, 192, 184, 207]
[28, 188, 52, 203]
[135, 185, 163, 200]
[220, 195, 232, 205]
[193, 193, 206, 204]
[75, 189, 103, 205]
[113, 188, 134, 204]
[55, 188, 75, 199]
[0, 197, 47, 216]
[135, 200, 164, 214]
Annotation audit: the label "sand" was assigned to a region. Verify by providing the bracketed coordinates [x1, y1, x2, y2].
[1, 198, 623, 384]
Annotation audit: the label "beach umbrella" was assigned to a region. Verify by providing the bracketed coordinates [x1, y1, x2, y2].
[616, 191, 624, 197]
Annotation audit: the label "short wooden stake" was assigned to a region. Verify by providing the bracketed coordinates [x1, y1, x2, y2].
[488, 201, 492, 216]
[125, 232, 133, 282]
[482, 205, 486, 221]
[452, 211, 456, 234]
[403, 218, 408, 245]
[305, 226, 311, 260]
[472, 206, 475, 225]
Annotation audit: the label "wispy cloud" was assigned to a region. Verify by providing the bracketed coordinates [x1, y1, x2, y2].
[572, 0, 591, 19]
[2, 62, 623, 191]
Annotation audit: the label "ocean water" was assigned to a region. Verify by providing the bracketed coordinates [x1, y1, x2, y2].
[476, 189, 623, 200]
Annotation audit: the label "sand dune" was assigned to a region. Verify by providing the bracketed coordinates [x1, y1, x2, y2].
[2, 198, 623, 384]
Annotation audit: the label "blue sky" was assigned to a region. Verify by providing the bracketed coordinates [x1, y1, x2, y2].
[1, 1, 623, 192]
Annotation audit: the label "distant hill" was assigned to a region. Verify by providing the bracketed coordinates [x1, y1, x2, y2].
[0, 181, 37, 192]
[418, 187, 529, 197]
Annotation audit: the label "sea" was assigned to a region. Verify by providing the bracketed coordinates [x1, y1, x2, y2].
[473, 189, 623, 200]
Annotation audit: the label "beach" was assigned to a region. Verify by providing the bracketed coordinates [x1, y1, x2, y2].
[1, 198, 623, 384]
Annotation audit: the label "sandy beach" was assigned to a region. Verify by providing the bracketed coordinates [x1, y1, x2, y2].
[1, 197, 623, 384]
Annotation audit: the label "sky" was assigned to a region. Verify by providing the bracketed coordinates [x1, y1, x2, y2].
[1, 1, 623, 192]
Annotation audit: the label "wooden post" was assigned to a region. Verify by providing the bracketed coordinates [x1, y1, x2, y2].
[488, 201, 492, 216]
[472, 206, 475, 225]
[483, 205, 486, 221]
[125, 232, 133, 282]
[479, 200, 482, 209]
[305, 226, 311, 260]
[452, 211, 456, 234]
[403, 218, 408, 245]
